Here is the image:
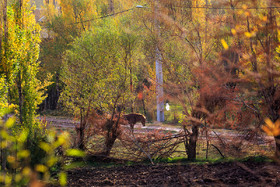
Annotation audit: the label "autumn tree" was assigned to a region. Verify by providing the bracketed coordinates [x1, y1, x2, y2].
[147, 0, 280, 160]
[39, 0, 136, 111]
[60, 18, 141, 152]
[0, 0, 45, 127]
[0, 0, 51, 173]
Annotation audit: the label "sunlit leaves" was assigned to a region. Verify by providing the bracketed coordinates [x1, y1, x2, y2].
[17, 150, 30, 159]
[66, 149, 86, 157]
[59, 172, 67, 186]
[231, 29, 237, 35]
[262, 118, 280, 137]
[61, 19, 138, 115]
[35, 164, 48, 173]
[0, 114, 86, 186]
[221, 39, 229, 50]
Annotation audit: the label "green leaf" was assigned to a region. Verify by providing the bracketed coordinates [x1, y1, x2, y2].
[63, 162, 85, 170]
[66, 149, 85, 157]
[18, 130, 29, 143]
[5, 117, 15, 128]
[59, 172, 67, 186]
[35, 164, 48, 173]
[18, 150, 30, 158]
[39, 142, 51, 152]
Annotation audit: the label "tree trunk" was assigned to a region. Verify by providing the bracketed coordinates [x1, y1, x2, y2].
[275, 135, 280, 159]
[1, 0, 8, 53]
[17, 0, 23, 125]
[0, 138, 7, 171]
[104, 131, 118, 156]
[18, 71, 23, 124]
[75, 109, 87, 150]
[142, 98, 146, 117]
[104, 114, 121, 156]
[76, 122, 86, 150]
[183, 124, 199, 161]
[187, 125, 199, 160]
[1, 0, 8, 171]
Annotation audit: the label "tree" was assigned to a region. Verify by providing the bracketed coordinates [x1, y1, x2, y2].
[39, 0, 135, 111]
[0, 0, 45, 128]
[60, 20, 133, 151]
[148, 0, 280, 160]
[0, 0, 49, 173]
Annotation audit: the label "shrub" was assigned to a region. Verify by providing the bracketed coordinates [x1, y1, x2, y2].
[0, 115, 84, 186]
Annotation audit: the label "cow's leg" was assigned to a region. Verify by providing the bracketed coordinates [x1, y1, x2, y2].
[130, 124, 134, 133]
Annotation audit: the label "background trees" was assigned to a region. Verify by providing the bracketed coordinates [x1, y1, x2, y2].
[143, 0, 280, 160]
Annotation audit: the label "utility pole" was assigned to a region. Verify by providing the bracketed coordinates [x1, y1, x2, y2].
[135, 3, 164, 121]
[154, 1, 164, 122]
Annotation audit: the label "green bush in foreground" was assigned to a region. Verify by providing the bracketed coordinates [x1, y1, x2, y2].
[0, 116, 84, 186]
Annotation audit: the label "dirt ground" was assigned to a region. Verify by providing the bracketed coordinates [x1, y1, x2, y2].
[43, 116, 279, 186]
[65, 161, 280, 186]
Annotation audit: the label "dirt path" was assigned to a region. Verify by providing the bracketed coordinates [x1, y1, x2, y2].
[41, 116, 274, 144]
[40, 116, 78, 128]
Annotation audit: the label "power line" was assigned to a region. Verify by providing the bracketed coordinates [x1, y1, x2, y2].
[170, 6, 280, 10]
[72, 8, 134, 25]
[42, 7, 135, 28]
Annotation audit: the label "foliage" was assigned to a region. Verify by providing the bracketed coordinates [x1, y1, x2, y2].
[262, 118, 280, 137]
[0, 1, 49, 129]
[0, 115, 85, 186]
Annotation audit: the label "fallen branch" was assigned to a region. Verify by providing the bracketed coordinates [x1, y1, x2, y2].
[211, 144, 225, 159]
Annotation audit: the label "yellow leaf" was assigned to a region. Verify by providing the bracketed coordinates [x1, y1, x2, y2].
[35, 164, 48, 173]
[262, 126, 273, 136]
[245, 32, 252, 38]
[15, 174, 22, 182]
[59, 172, 67, 186]
[7, 156, 15, 164]
[262, 16, 267, 22]
[18, 150, 30, 158]
[263, 118, 280, 136]
[18, 130, 29, 143]
[4, 174, 12, 185]
[221, 39, 229, 50]
[242, 4, 248, 10]
[47, 157, 58, 167]
[273, 128, 280, 136]
[265, 118, 274, 129]
[22, 167, 31, 176]
[231, 29, 237, 35]
[275, 120, 280, 129]
[66, 149, 86, 157]
[39, 142, 51, 152]
[1, 141, 8, 149]
[5, 117, 15, 128]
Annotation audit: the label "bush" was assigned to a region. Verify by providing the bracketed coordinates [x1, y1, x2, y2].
[0, 115, 84, 186]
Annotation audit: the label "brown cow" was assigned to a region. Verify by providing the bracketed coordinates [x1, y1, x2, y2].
[123, 113, 146, 132]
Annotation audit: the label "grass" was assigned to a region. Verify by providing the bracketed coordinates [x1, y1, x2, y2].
[77, 154, 274, 170]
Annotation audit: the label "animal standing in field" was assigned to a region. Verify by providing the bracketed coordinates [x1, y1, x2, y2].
[123, 113, 146, 132]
